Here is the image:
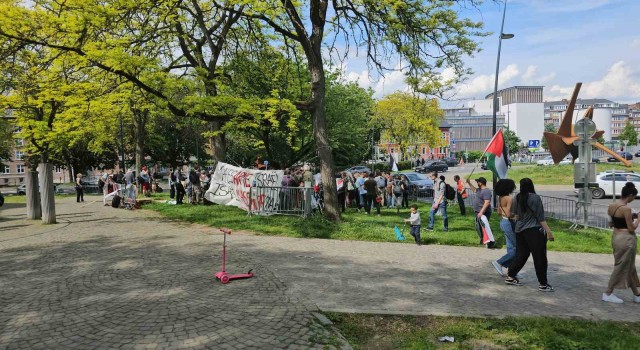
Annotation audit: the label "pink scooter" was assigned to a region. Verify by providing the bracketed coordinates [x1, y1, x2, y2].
[214, 228, 254, 284]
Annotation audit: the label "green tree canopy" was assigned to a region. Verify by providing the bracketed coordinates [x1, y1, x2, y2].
[371, 92, 444, 160]
[503, 128, 521, 155]
[618, 121, 638, 146]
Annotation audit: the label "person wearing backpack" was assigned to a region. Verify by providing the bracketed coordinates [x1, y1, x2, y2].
[425, 173, 448, 232]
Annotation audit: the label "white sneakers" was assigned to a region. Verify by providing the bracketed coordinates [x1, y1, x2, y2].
[602, 293, 624, 304]
[602, 293, 640, 304]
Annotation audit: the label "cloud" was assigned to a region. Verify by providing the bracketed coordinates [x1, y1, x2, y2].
[545, 61, 640, 102]
[631, 38, 640, 49]
[453, 64, 519, 99]
[341, 61, 410, 98]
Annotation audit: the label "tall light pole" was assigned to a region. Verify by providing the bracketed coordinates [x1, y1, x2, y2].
[491, 0, 514, 201]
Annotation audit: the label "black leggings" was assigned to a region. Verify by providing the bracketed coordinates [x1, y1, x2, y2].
[76, 186, 84, 202]
[507, 227, 549, 285]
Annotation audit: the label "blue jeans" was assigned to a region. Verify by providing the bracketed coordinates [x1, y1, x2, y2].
[428, 200, 448, 229]
[497, 218, 516, 267]
[387, 193, 395, 208]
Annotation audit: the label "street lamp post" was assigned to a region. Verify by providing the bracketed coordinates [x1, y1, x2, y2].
[491, 0, 514, 203]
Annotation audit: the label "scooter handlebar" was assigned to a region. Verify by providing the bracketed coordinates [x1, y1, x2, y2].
[220, 228, 232, 235]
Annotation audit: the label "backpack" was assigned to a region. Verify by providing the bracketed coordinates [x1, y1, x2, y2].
[375, 176, 386, 188]
[392, 180, 403, 195]
[444, 182, 456, 201]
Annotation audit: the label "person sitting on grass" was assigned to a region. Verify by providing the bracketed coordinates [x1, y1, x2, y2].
[404, 204, 422, 245]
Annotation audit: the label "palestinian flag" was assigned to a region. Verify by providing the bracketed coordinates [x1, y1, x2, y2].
[484, 129, 509, 179]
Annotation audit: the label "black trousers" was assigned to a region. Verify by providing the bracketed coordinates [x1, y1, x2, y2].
[75, 187, 84, 202]
[175, 182, 186, 204]
[364, 195, 380, 214]
[456, 192, 466, 215]
[507, 227, 548, 285]
[337, 191, 346, 212]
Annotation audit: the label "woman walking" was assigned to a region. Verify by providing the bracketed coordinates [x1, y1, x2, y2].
[602, 182, 640, 304]
[75, 173, 84, 203]
[505, 178, 554, 292]
[492, 179, 517, 276]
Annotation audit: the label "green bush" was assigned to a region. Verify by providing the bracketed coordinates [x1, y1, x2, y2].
[371, 160, 413, 173]
[466, 150, 484, 162]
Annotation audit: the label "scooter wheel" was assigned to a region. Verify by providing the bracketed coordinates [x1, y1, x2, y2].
[220, 275, 230, 284]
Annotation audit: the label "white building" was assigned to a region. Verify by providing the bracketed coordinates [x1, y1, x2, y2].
[544, 99, 629, 141]
[486, 86, 545, 148]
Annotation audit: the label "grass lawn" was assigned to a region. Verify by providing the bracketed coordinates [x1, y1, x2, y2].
[474, 162, 640, 185]
[326, 313, 640, 350]
[146, 200, 623, 254]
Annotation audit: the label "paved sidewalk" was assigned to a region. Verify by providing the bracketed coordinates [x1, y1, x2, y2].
[0, 198, 345, 349]
[231, 235, 639, 322]
[2, 197, 638, 350]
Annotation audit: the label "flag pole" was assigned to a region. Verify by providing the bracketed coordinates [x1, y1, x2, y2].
[465, 128, 503, 182]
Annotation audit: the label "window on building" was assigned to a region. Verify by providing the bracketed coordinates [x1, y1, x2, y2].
[16, 164, 25, 174]
[14, 138, 24, 147]
[422, 147, 426, 154]
[3, 165, 9, 174]
[15, 150, 24, 160]
[12, 126, 22, 133]
[55, 166, 63, 173]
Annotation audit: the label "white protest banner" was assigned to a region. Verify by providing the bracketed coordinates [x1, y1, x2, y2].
[204, 162, 284, 212]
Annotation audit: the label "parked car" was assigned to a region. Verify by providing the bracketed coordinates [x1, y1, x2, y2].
[536, 156, 554, 166]
[16, 183, 58, 195]
[635, 151, 640, 158]
[559, 156, 573, 165]
[480, 162, 488, 170]
[443, 157, 458, 167]
[414, 160, 448, 173]
[574, 157, 601, 163]
[0, 191, 4, 207]
[607, 151, 633, 162]
[590, 172, 640, 199]
[402, 172, 434, 194]
[343, 166, 372, 174]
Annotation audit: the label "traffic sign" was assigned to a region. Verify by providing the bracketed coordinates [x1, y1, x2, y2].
[451, 139, 456, 145]
[527, 140, 540, 148]
[263, 160, 269, 166]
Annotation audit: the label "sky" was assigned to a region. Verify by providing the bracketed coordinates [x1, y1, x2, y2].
[340, 0, 640, 105]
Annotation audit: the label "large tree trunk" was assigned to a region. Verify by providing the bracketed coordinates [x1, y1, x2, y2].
[25, 168, 41, 220]
[210, 120, 226, 163]
[39, 162, 56, 224]
[310, 63, 340, 221]
[134, 110, 145, 177]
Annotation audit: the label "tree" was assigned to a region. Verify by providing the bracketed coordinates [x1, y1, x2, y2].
[228, 0, 484, 220]
[541, 123, 557, 151]
[0, 0, 260, 161]
[618, 121, 638, 146]
[503, 129, 521, 155]
[371, 92, 444, 160]
[0, 115, 11, 166]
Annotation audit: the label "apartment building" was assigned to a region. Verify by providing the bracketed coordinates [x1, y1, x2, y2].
[543, 99, 630, 141]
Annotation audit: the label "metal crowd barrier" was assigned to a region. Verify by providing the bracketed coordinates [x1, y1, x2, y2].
[411, 184, 612, 230]
[248, 186, 313, 217]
